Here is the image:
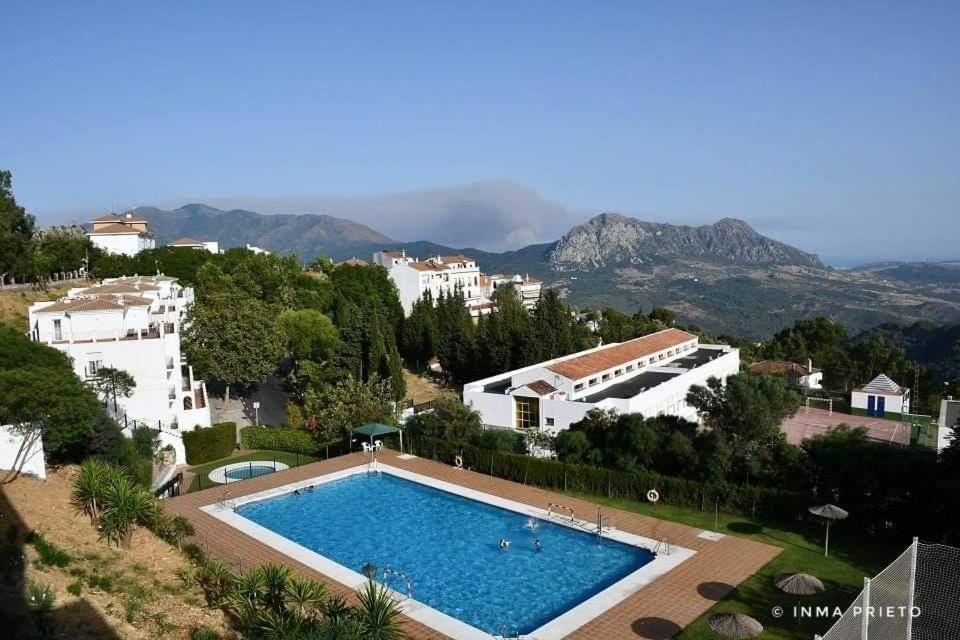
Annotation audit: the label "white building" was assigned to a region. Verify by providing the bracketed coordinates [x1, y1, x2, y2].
[747, 359, 823, 390]
[245, 243, 271, 255]
[87, 213, 156, 256]
[27, 275, 211, 464]
[373, 250, 487, 316]
[937, 396, 959, 451]
[463, 328, 740, 435]
[850, 374, 910, 420]
[168, 237, 220, 253]
[480, 274, 543, 312]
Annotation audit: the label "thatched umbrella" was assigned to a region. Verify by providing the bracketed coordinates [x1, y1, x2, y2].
[708, 613, 763, 638]
[776, 572, 825, 595]
[808, 504, 849, 557]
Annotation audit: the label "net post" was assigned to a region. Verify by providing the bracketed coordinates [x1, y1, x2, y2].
[862, 577, 871, 640]
[906, 537, 918, 640]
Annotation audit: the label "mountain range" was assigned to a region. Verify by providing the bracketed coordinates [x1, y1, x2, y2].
[127, 204, 960, 339]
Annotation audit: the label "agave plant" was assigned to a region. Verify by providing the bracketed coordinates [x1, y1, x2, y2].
[98, 473, 158, 548]
[354, 580, 404, 640]
[71, 458, 111, 524]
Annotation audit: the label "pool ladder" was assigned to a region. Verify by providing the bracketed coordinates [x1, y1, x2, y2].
[381, 567, 413, 599]
[653, 537, 671, 556]
[216, 490, 236, 511]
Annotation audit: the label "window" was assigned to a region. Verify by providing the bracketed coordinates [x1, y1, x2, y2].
[658, 353, 665, 360]
[614, 368, 623, 377]
[87, 359, 103, 376]
[183, 396, 193, 410]
[515, 396, 540, 429]
[648, 357, 656, 365]
[545, 417, 555, 427]
[625, 364, 635, 372]
[53, 319, 62, 341]
[574, 383, 584, 392]
[588, 378, 598, 387]
[602, 373, 611, 382]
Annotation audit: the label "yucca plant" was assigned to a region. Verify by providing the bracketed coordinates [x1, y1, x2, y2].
[285, 575, 326, 621]
[71, 458, 111, 524]
[354, 580, 403, 640]
[198, 560, 237, 605]
[98, 473, 158, 548]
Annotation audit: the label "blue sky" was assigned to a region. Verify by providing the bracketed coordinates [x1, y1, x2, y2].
[2, 1, 958, 264]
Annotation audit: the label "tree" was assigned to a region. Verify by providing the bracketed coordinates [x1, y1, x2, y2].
[0, 170, 35, 282]
[434, 290, 477, 384]
[401, 293, 439, 370]
[648, 306, 676, 325]
[938, 425, 960, 543]
[405, 393, 482, 441]
[70, 458, 111, 524]
[92, 367, 136, 413]
[277, 308, 339, 363]
[182, 283, 284, 403]
[302, 375, 395, 442]
[98, 470, 158, 549]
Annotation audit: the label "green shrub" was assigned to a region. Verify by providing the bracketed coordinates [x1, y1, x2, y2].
[191, 626, 221, 640]
[183, 422, 236, 464]
[25, 531, 71, 568]
[66, 581, 83, 596]
[27, 581, 55, 613]
[239, 426, 317, 455]
[406, 434, 811, 522]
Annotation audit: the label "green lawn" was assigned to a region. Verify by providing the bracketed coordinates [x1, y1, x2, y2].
[567, 491, 905, 640]
[186, 450, 316, 492]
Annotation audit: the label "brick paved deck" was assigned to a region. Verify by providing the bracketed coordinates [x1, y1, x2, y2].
[166, 451, 780, 639]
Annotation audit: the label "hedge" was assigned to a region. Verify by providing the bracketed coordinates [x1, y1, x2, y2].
[183, 422, 236, 464]
[240, 426, 317, 455]
[405, 433, 812, 522]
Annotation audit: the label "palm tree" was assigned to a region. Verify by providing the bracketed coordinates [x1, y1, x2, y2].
[98, 472, 158, 548]
[71, 458, 110, 524]
[354, 580, 404, 640]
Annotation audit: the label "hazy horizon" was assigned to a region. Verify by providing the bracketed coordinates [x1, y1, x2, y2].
[5, 2, 959, 265]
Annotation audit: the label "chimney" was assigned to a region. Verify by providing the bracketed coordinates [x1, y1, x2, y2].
[808, 358, 813, 373]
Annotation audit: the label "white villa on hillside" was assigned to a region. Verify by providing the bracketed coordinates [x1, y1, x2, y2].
[168, 237, 220, 253]
[850, 373, 910, 420]
[463, 328, 740, 435]
[87, 213, 156, 256]
[373, 249, 542, 317]
[27, 275, 211, 464]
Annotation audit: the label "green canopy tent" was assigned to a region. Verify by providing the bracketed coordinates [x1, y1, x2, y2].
[352, 423, 403, 454]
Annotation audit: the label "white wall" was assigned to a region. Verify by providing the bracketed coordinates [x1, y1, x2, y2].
[0, 425, 46, 480]
[89, 234, 155, 256]
[851, 391, 909, 415]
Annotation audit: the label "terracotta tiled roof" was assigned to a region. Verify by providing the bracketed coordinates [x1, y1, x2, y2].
[748, 360, 820, 376]
[87, 223, 146, 235]
[338, 257, 369, 266]
[524, 380, 558, 396]
[168, 237, 204, 246]
[101, 294, 153, 306]
[438, 255, 473, 264]
[547, 328, 696, 380]
[35, 298, 126, 314]
[91, 213, 148, 223]
[381, 250, 406, 258]
[409, 261, 445, 272]
[80, 282, 160, 295]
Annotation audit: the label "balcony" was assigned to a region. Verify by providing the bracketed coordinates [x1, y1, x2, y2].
[166, 358, 174, 370]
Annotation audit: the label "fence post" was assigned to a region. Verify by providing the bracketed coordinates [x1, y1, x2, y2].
[906, 537, 919, 640]
[861, 577, 870, 640]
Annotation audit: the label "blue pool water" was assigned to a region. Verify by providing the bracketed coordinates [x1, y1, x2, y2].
[224, 464, 276, 481]
[236, 472, 653, 635]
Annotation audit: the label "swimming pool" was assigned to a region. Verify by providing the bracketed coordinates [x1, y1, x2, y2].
[224, 464, 276, 481]
[205, 465, 695, 639]
[206, 460, 289, 484]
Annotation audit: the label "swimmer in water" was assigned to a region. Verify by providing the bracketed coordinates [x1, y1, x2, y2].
[534, 539, 542, 553]
[499, 539, 510, 549]
[293, 489, 301, 496]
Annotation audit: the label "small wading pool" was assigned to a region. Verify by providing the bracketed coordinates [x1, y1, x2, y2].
[207, 460, 289, 484]
[205, 465, 695, 639]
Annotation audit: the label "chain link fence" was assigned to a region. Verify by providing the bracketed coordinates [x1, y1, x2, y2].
[816, 539, 960, 640]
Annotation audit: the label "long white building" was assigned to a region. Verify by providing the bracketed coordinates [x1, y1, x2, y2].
[463, 328, 740, 435]
[27, 275, 211, 464]
[87, 213, 156, 256]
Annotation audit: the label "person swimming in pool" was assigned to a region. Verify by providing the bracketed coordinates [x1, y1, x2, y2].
[534, 539, 542, 553]
[499, 539, 510, 549]
[293, 489, 301, 496]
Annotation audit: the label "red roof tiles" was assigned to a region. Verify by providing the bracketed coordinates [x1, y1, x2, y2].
[547, 328, 696, 380]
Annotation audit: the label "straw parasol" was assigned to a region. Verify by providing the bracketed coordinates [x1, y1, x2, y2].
[775, 572, 825, 595]
[708, 613, 763, 639]
[808, 504, 849, 557]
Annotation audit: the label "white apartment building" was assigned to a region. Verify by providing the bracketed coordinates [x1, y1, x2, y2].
[480, 274, 543, 312]
[87, 213, 156, 256]
[168, 237, 220, 253]
[463, 328, 740, 435]
[373, 250, 543, 318]
[27, 275, 211, 464]
[373, 250, 487, 315]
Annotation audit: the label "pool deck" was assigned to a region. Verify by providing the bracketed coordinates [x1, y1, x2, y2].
[165, 451, 781, 639]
